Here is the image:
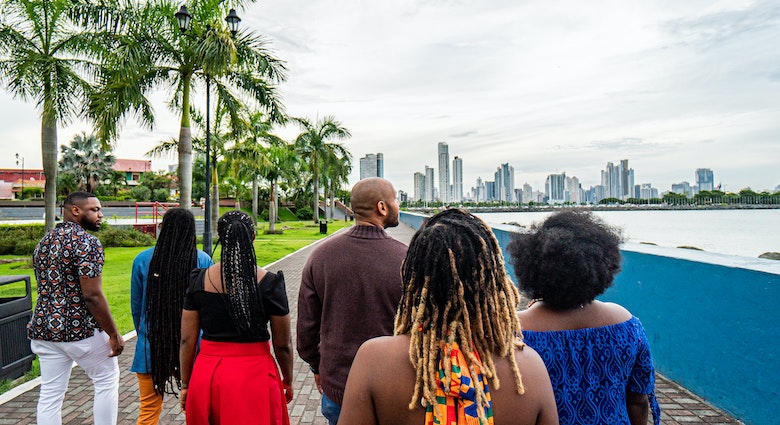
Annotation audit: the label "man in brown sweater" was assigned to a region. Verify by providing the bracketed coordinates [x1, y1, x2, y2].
[297, 177, 408, 425]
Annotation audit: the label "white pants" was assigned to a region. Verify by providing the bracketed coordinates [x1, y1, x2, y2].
[30, 330, 119, 425]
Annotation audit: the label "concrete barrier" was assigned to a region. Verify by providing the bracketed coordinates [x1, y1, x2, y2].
[400, 211, 780, 425]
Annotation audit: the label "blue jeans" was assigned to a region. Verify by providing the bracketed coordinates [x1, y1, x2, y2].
[321, 393, 342, 425]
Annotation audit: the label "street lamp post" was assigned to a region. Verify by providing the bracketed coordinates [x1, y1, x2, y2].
[175, 5, 241, 256]
[15, 153, 24, 200]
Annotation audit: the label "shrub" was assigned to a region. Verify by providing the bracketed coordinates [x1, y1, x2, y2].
[95, 226, 155, 247]
[0, 223, 154, 254]
[295, 207, 313, 221]
[152, 189, 169, 202]
[0, 224, 46, 255]
[13, 240, 39, 255]
[130, 186, 151, 202]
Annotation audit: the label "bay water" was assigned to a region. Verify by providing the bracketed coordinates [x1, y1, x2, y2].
[474, 209, 780, 258]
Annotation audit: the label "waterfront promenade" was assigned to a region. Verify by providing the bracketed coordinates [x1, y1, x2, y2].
[0, 223, 741, 424]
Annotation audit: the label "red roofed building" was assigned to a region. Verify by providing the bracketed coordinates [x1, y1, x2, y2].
[0, 168, 46, 199]
[112, 158, 152, 186]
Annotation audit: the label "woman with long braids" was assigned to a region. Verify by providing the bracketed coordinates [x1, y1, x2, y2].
[179, 210, 293, 425]
[339, 209, 558, 425]
[130, 208, 213, 425]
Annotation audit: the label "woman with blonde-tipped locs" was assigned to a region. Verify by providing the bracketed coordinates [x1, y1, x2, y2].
[339, 209, 558, 425]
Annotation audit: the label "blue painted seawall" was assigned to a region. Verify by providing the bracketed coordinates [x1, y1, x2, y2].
[400, 211, 780, 425]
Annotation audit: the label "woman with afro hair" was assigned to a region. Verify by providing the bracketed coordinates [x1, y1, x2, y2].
[508, 210, 660, 425]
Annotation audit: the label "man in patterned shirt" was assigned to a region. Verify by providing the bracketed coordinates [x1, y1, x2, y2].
[28, 191, 124, 425]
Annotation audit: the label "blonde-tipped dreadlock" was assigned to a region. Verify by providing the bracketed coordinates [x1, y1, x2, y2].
[395, 209, 526, 414]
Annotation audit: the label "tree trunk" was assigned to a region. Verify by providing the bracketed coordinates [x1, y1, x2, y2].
[41, 118, 58, 232]
[178, 74, 193, 209]
[329, 180, 335, 220]
[252, 177, 258, 224]
[269, 179, 277, 232]
[210, 158, 218, 236]
[313, 172, 320, 223]
[273, 179, 280, 229]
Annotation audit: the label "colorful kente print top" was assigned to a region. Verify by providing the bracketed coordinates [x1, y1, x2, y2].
[28, 221, 104, 342]
[425, 340, 493, 425]
[523, 316, 661, 425]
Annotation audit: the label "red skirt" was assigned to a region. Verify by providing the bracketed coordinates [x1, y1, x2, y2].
[186, 340, 289, 425]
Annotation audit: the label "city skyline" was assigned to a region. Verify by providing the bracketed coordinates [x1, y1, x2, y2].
[407, 147, 779, 204]
[2, 1, 778, 195]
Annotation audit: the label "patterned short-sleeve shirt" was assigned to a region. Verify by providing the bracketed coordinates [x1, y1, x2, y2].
[28, 221, 104, 342]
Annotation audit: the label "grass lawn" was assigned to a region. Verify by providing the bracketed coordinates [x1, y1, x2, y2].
[0, 219, 351, 393]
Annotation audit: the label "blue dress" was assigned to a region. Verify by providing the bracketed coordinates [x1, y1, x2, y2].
[523, 316, 661, 425]
[130, 247, 213, 374]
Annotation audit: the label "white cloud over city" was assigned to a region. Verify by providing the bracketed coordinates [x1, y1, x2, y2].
[2, 0, 779, 194]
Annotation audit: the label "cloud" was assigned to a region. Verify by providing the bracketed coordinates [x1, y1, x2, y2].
[448, 130, 478, 138]
[661, 0, 780, 51]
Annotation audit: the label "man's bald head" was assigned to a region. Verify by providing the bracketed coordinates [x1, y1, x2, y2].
[351, 178, 399, 228]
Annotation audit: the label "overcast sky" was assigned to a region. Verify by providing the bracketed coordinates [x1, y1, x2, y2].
[2, 0, 779, 195]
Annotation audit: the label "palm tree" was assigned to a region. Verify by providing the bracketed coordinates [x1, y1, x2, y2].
[104, 170, 128, 199]
[88, 0, 286, 210]
[58, 132, 116, 193]
[229, 111, 297, 231]
[293, 116, 351, 223]
[0, 0, 107, 230]
[322, 145, 352, 220]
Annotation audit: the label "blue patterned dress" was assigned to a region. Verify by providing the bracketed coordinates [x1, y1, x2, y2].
[523, 316, 661, 425]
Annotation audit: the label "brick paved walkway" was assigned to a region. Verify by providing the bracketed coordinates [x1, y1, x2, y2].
[0, 223, 741, 424]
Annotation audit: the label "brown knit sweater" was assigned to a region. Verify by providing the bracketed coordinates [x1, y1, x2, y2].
[296, 224, 408, 405]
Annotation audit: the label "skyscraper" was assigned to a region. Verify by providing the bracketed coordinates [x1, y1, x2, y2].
[413, 172, 426, 201]
[601, 159, 634, 200]
[494, 163, 515, 203]
[566, 175, 582, 204]
[452, 156, 463, 203]
[522, 183, 533, 204]
[425, 166, 435, 203]
[438, 142, 450, 203]
[696, 168, 714, 192]
[475, 177, 486, 203]
[672, 181, 693, 197]
[359, 153, 384, 180]
[546, 172, 566, 204]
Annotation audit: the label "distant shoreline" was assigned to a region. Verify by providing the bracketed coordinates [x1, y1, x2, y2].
[406, 203, 780, 214]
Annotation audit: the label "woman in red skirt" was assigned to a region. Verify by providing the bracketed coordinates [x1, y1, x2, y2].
[179, 211, 293, 424]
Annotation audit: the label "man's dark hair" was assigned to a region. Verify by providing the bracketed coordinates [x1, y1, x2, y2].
[216, 210, 265, 338]
[145, 208, 198, 395]
[395, 209, 526, 415]
[507, 210, 623, 310]
[63, 191, 97, 207]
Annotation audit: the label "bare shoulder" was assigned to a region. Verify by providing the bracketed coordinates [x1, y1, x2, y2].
[255, 266, 268, 281]
[595, 301, 633, 323]
[490, 345, 558, 425]
[512, 343, 549, 377]
[357, 335, 410, 359]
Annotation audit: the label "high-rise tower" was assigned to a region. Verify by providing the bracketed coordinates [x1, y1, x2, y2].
[695, 168, 714, 192]
[425, 166, 435, 203]
[494, 163, 515, 202]
[359, 153, 383, 180]
[452, 156, 463, 203]
[413, 172, 426, 201]
[438, 142, 450, 203]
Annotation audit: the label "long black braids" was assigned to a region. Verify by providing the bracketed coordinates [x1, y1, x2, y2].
[216, 210, 265, 338]
[145, 208, 198, 395]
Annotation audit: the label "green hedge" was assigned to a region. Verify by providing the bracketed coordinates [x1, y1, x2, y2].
[0, 223, 154, 255]
[0, 224, 45, 255]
